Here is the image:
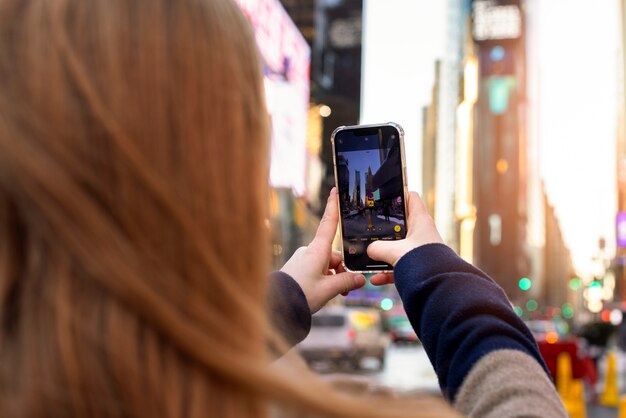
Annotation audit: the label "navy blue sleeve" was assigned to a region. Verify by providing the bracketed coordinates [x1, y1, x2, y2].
[267, 271, 311, 349]
[393, 243, 550, 401]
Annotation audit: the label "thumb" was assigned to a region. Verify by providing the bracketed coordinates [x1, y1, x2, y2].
[367, 240, 403, 266]
[321, 272, 366, 299]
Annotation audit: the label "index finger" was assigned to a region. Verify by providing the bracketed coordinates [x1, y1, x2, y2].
[329, 250, 347, 273]
[369, 272, 394, 286]
[407, 191, 428, 228]
[308, 188, 339, 254]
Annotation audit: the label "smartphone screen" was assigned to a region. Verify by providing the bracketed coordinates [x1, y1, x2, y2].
[332, 124, 407, 272]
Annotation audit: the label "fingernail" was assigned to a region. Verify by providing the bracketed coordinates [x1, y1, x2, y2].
[330, 187, 337, 195]
[354, 274, 365, 285]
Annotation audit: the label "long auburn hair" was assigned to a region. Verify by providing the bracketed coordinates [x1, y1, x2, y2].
[0, 0, 458, 417]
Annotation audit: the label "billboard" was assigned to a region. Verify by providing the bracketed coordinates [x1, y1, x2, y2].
[234, 0, 311, 195]
[617, 212, 626, 248]
[472, 0, 522, 43]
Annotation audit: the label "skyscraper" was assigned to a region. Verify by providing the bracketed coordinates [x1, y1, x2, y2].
[378, 132, 388, 166]
[315, 0, 364, 213]
[365, 166, 374, 202]
[337, 155, 350, 208]
[471, 0, 528, 298]
[355, 169, 361, 207]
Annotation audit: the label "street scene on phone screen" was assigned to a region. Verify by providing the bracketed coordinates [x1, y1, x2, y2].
[336, 146, 405, 239]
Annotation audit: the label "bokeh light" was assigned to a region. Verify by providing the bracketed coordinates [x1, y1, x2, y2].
[518, 278, 532, 291]
[380, 298, 394, 311]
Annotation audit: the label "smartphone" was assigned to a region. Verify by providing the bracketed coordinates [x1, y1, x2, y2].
[331, 123, 408, 273]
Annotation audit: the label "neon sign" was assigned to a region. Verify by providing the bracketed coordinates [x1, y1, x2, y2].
[234, 0, 311, 195]
[233, 0, 309, 88]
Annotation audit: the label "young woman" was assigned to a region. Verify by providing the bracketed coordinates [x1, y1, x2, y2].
[0, 0, 566, 417]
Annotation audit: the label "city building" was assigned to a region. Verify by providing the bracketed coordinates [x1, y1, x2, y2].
[543, 190, 575, 310]
[470, 0, 530, 298]
[314, 0, 364, 212]
[422, 61, 440, 218]
[436, 0, 472, 252]
[523, 0, 547, 312]
[283, 0, 364, 216]
[421, 0, 472, 256]
[280, 0, 317, 44]
[355, 170, 361, 207]
[615, 0, 626, 300]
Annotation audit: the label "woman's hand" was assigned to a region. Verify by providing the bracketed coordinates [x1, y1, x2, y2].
[366, 191, 444, 286]
[280, 188, 366, 313]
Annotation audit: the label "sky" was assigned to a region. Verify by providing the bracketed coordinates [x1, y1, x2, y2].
[360, 0, 446, 189]
[530, 0, 619, 278]
[361, 0, 619, 278]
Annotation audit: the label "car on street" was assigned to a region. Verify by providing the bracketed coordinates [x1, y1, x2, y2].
[386, 315, 419, 344]
[297, 306, 389, 370]
[526, 319, 567, 344]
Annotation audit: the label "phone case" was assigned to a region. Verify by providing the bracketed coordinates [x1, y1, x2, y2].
[330, 122, 409, 274]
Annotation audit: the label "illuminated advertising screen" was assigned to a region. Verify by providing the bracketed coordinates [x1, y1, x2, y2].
[472, 0, 522, 42]
[234, 0, 311, 195]
[617, 212, 626, 248]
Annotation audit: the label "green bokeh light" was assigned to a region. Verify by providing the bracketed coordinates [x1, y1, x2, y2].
[518, 278, 532, 291]
[526, 299, 538, 312]
[380, 298, 394, 311]
[562, 303, 574, 319]
[513, 306, 524, 317]
[488, 76, 514, 114]
[569, 277, 582, 291]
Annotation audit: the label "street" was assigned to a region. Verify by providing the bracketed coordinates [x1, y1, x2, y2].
[311, 344, 439, 395]
[310, 344, 619, 418]
[374, 344, 439, 394]
[342, 211, 404, 238]
[588, 405, 617, 418]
